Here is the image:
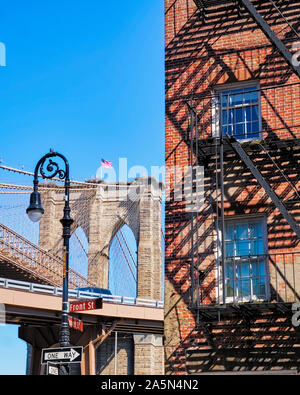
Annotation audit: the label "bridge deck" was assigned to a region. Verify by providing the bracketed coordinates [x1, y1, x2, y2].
[0, 279, 164, 335]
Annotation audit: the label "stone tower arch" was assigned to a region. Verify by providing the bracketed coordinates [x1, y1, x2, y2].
[38, 177, 163, 301]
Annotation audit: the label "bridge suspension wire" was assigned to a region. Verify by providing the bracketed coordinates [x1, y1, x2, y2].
[115, 234, 136, 282]
[69, 227, 89, 279]
[119, 229, 137, 269]
[0, 164, 97, 187]
[109, 228, 137, 297]
[73, 230, 88, 258]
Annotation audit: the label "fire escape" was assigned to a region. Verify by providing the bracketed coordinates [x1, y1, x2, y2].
[188, 0, 300, 321]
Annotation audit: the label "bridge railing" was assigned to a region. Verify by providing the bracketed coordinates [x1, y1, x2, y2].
[0, 223, 93, 289]
[0, 277, 164, 308]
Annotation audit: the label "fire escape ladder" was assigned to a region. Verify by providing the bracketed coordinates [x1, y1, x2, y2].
[237, 0, 300, 79]
[227, 136, 300, 239]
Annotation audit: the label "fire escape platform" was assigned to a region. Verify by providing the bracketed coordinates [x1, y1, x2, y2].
[196, 137, 300, 159]
[194, 301, 295, 322]
[194, 0, 234, 8]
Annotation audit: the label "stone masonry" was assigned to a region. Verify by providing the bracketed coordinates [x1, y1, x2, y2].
[37, 177, 165, 375]
[38, 177, 163, 301]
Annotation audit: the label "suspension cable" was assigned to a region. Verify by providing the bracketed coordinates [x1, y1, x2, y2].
[115, 234, 136, 282]
[0, 164, 97, 187]
[119, 229, 137, 268]
[73, 230, 89, 258]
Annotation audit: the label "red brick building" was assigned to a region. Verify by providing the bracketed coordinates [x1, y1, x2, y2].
[164, 0, 300, 374]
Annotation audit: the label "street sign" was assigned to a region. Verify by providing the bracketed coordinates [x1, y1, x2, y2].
[68, 315, 84, 332]
[69, 298, 103, 313]
[41, 346, 83, 365]
[47, 362, 59, 376]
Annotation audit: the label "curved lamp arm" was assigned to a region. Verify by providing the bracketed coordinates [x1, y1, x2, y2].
[27, 150, 71, 223]
[33, 150, 70, 186]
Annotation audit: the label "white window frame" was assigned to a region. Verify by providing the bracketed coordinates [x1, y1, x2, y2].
[215, 215, 270, 304]
[212, 81, 262, 141]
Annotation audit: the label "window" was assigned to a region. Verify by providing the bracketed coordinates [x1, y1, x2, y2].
[224, 217, 268, 302]
[218, 84, 261, 141]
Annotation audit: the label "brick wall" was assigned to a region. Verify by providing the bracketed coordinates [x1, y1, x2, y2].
[165, 0, 300, 374]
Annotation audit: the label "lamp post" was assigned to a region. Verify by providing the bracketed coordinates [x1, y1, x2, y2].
[26, 150, 73, 350]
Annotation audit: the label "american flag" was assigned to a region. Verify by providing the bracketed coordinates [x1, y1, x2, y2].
[101, 159, 113, 169]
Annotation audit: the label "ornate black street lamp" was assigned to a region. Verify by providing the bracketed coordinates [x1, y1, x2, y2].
[27, 149, 73, 350]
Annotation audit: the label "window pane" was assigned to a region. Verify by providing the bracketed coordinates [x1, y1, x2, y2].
[249, 222, 263, 238]
[225, 261, 234, 278]
[237, 261, 250, 278]
[236, 239, 249, 256]
[231, 89, 244, 106]
[245, 122, 252, 137]
[251, 121, 260, 134]
[250, 238, 264, 255]
[225, 224, 235, 240]
[226, 279, 234, 297]
[237, 223, 248, 239]
[244, 91, 251, 105]
[238, 278, 251, 297]
[250, 90, 258, 104]
[236, 107, 243, 123]
[228, 109, 234, 124]
[222, 93, 229, 107]
[244, 89, 258, 104]
[235, 123, 244, 138]
[253, 278, 266, 298]
[245, 107, 251, 122]
[252, 260, 266, 277]
[252, 106, 259, 121]
[226, 241, 235, 257]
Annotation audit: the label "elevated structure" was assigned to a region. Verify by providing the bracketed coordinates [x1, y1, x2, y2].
[38, 177, 163, 301]
[0, 278, 164, 375]
[0, 170, 164, 375]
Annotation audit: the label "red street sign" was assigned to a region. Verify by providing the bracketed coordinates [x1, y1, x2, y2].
[69, 298, 103, 313]
[68, 316, 83, 332]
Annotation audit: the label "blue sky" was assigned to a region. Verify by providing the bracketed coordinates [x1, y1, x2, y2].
[0, 0, 164, 179]
[0, 0, 164, 374]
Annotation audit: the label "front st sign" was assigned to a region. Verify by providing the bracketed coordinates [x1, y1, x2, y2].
[69, 298, 103, 313]
[41, 346, 83, 365]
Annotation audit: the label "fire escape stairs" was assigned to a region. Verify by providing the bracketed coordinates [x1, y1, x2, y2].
[226, 135, 300, 239]
[193, 0, 300, 80]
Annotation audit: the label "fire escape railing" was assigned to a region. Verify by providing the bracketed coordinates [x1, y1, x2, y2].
[194, 252, 300, 307]
[187, 82, 300, 143]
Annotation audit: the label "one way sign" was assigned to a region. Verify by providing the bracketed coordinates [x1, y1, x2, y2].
[41, 346, 83, 365]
